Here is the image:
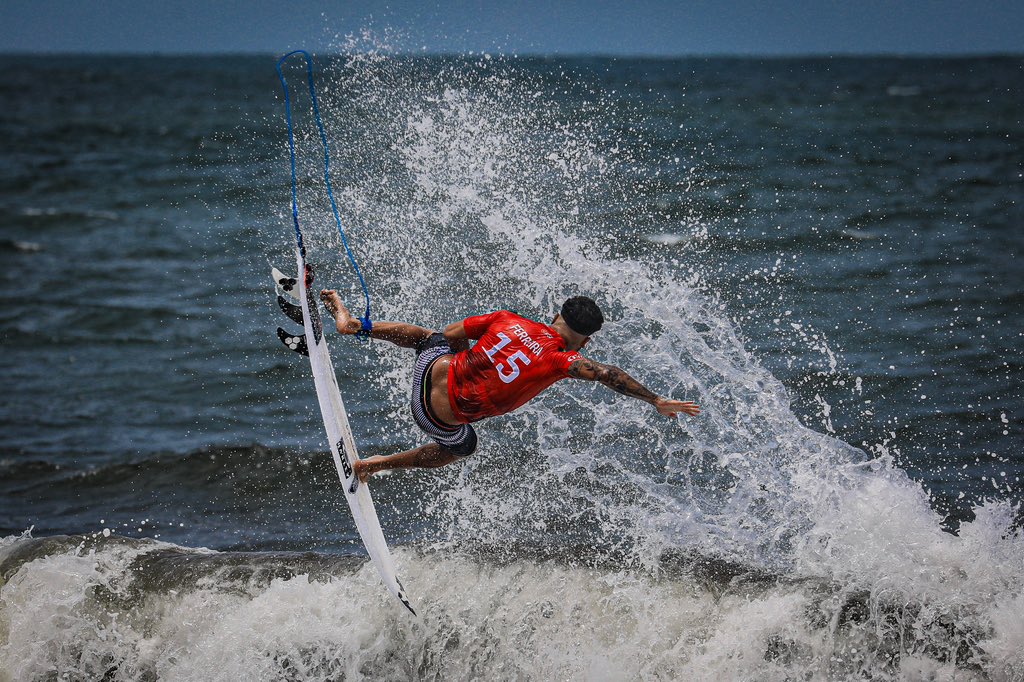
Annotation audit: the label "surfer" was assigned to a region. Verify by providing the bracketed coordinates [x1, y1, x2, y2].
[320, 290, 700, 482]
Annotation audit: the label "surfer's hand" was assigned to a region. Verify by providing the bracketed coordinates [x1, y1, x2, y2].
[320, 290, 359, 334]
[654, 398, 700, 418]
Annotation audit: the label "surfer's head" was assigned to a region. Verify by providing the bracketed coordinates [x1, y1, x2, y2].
[561, 296, 604, 336]
[555, 296, 604, 350]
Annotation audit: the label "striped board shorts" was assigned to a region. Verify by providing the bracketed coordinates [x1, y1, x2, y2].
[411, 333, 478, 456]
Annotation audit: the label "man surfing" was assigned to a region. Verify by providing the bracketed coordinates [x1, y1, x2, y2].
[320, 290, 700, 483]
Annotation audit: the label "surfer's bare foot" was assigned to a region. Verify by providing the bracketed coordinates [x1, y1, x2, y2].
[320, 290, 359, 334]
[353, 458, 374, 483]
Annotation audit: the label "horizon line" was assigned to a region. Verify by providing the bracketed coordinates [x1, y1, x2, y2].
[1, 49, 1021, 60]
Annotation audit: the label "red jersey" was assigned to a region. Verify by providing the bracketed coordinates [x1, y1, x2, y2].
[448, 310, 582, 422]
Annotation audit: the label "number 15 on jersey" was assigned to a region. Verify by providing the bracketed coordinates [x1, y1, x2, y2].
[482, 332, 532, 384]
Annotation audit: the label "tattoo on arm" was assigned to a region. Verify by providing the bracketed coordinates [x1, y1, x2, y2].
[568, 358, 599, 380]
[599, 364, 660, 403]
[569, 359, 660, 404]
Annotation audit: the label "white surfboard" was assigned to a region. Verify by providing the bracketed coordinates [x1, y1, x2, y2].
[273, 252, 415, 615]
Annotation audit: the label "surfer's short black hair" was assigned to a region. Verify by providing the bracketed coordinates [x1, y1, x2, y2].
[561, 296, 604, 336]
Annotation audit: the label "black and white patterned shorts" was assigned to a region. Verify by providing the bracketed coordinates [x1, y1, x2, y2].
[411, 333, 477, 456]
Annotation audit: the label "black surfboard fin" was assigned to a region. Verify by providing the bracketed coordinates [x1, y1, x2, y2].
[277, 295, 304, 325]
[276, 327, 309, 356]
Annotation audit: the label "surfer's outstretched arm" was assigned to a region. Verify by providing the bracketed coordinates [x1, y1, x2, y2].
[320, 290, 433, 349]
[568, 358, 700, 418]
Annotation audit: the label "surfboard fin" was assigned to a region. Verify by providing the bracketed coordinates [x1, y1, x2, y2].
[272, 266, 300, 301]
[276, 327, 309, 356]
[277, 295, 304, 325]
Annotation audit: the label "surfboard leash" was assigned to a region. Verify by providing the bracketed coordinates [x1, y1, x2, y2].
[276, 49, 373, 339]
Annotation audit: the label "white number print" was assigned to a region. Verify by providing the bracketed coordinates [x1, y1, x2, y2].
[496, 350, 532, 383]
[484, 332, 512, 361]
[482, 332, 532, 383]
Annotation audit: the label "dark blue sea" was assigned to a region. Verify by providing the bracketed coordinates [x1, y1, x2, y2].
[1, 50, 1022, 679]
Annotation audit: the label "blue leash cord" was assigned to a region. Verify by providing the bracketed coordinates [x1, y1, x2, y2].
[275, 50, 372, 337]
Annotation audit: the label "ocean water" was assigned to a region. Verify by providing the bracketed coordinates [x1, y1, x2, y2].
[1, 49, 1022, 680]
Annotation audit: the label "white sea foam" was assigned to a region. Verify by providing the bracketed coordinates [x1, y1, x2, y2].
[1, 535, 1021, 680]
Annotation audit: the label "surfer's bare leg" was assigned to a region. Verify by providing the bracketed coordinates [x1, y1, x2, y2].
[320, 290, 433, 348]
[354, 444, 460, 481]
